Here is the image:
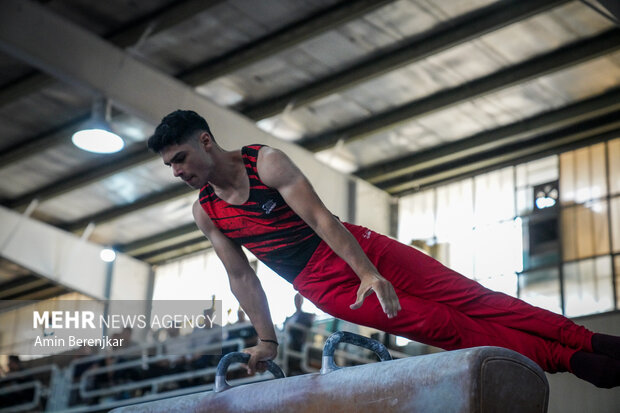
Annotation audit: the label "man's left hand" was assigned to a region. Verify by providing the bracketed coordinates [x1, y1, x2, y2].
[350, 274, 401, 318]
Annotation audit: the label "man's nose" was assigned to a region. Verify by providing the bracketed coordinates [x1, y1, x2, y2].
[172, 164, 183, 177]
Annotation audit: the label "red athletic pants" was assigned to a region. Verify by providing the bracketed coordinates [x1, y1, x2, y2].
[293, 223, 594, 373]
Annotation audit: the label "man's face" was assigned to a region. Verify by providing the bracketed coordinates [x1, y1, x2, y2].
[295, 294, 303, 310]
[161, 139, 209, 189]
[8, 359, 19, 371]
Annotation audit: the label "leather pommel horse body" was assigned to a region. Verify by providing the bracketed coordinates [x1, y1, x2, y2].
[113, 332, 549, 413]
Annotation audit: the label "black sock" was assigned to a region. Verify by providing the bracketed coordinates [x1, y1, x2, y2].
[570, 351, 620, 389]
[591, 333, 620, 361]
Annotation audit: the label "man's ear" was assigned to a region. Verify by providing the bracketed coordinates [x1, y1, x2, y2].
[198, 131, 213, 149]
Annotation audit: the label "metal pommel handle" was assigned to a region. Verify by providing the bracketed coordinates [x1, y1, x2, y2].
[321, 331, 392, 374]
[214, 352, 285, 393]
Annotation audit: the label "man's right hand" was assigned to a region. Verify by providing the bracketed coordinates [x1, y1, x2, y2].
[242, 340, 278, 375]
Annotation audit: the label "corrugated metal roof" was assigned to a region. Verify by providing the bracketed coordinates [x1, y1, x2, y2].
[0, 0, 617, 275]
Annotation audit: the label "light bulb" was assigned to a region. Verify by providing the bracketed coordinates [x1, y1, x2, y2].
[100, 248, 117, 262]
[72, 129, 124, 153]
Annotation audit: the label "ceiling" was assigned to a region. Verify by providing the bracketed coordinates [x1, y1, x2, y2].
[0, 0, 618, 300]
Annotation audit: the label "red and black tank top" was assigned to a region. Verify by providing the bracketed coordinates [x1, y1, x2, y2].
[198, 145, 321, 283]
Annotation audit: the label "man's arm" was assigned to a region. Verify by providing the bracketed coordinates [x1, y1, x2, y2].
[256, 147, 401, 318]
[192, 201, 277, 374]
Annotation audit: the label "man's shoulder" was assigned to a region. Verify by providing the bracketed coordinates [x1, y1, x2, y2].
[243, 144, 268, 155]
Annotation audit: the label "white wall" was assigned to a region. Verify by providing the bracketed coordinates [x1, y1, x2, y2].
[0, 205, 108, 299]
[0, 205, 151, 301]
[110, 254, 151, 301]
[355, 177, 393, 234]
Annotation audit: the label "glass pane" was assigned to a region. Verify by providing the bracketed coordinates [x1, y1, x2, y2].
[563, 256, 614, 317]
[575, 147, 591, 203]
[516, 187, 532, 216]
[575, 205, 594, 258]
[561, 207, 578, 261]
[562, 202, 610, 261]
[516, 156, 558, 216]
[518, 267, 562, 314]
[586, 200, 610, 257]
[616, 255, 620, 310]
[573, 143, 607, 204]
[445, 229, 475, 279]
[435, 179, 474, 242]
[473, 219, 523, 279]
[398, 189, 435, 243]
[590, 143, 607, 200]
[516, 156, 558, 188]
[480, 273, 519, 297]
[474, 167, 515, 225]
[153, 251, 238, 314]
[516, 162, 528, 188]
[612, 197, 620, 253]
[609, 138, 620, 195]
[559, 150, 575, 205]
[590, 143, 607, 199]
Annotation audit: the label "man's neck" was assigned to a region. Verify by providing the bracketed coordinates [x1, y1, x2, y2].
[209, 149, 245, 190]
[208, 149, 250, 205]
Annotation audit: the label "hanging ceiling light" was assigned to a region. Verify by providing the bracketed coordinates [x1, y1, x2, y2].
[100, 247, 117, 262]
[72, 98, 125, 153]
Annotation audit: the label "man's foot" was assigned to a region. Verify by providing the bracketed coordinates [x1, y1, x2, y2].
[592, 333, 620, 361]
[570, 351, 620, 388]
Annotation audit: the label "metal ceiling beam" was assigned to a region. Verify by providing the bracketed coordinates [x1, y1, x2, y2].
[87, 90, 620, 244]
[4, 144, 156, 210]
[0, 0, 393, 170]
[136, 236, 212, 264]
[357, 87, 620, 184]
[300, 28, 620, 153]
[177, 0, 395, 86]
[59, 184, 194, 232]
[0, 273, 69, 301]
[0, 0, 386, 274]
[116, 222, 201, 255]
[0, 0, 367, 226]
[0, 70, 57, 109]
[392, 128, 620, 197]
[0, 0, 578, 202]
[596, 0, 620, 21]
[240, 0, 570, 120]
[0, 274, 47, 299]
[381, 111, 620, 195]
[0, 112, 90, 165]
[0, 107, 131, 167]
[7, 284, 68, 301]
[0, 0, 225, 108]
[106, 0, 227, 49]
[1, 0, 559, 204]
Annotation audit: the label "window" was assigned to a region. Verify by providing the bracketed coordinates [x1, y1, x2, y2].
[560, 143, 607, 206]
[398, 138, 620, 317]
[518, 267, 562, 314]
[563, 256, 613, 317]
[561, 201, 610, 261]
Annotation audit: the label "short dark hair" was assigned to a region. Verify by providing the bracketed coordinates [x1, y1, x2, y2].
[147, 110, 213, 152]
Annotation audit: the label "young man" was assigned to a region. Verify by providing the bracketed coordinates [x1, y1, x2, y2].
[148, 110, 620, 388]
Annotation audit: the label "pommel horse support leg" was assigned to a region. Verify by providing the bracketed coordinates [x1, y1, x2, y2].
[113, 332, 549, 413]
